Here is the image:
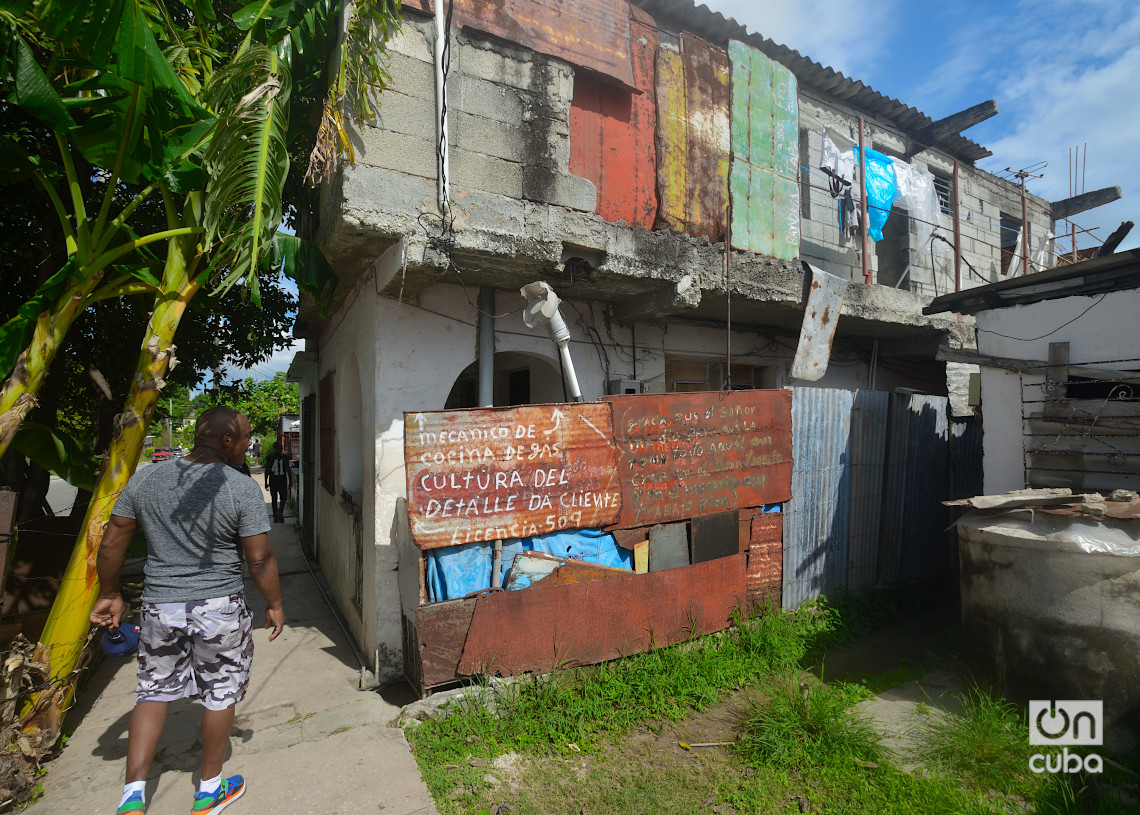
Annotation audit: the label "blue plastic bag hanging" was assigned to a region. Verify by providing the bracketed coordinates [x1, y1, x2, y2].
[854, 147, 897, 241]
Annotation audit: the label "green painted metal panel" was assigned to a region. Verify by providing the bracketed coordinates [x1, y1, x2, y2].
[728, 40, 800, 261]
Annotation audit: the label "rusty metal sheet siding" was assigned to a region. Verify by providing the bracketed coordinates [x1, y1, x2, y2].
[846, 390, 888, 591]
[654, 33, 730, 242]
[569, 14, 658, 228]
[728, 40, 800, 261]
[406, 0, 636, 89]
[414, 598, 477, 692]
[404, 404, 621, 549]
[456, 553, 746, 676]
[606, 390, 793, 528]
[879, 394, 952, 585]
[782, 387, 854, 609]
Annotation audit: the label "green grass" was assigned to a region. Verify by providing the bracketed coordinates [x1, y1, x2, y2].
[406, 587, 1139, 815]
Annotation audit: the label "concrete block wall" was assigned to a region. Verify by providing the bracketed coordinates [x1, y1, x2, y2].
[360, 15, 595, 213]
[795, 91, 1052, 297]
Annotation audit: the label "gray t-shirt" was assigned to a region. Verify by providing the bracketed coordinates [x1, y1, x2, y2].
[113, 459, 271, 603]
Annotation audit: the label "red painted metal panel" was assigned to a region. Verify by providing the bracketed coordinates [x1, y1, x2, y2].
[569, 11, 658, 228]
[404, 404, 621, 549]
[606, 390, 793, 528]
[403, 0, 636, 89]
[457, 553, 746, 676]
[655, 32, 731, 242]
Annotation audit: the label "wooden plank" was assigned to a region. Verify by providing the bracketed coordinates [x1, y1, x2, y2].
[1025, 413, 1140, 432]
[1044, 342, 1069, 419]
[606, 390, 793, 528]
[690, 510, 739, 563]
[1024, 435, 1140, 456]
[937, 348, 1140, 386]
[1026, 418, 1140, 437]
[415, 598, 477, 691]
[404, 403, 621, 549]
[1028, 470, 1140, 492]
[1025, 451, 1140, 473]
[456, 554, 747, 676]
[0, 491, 16, 603]
[633, 540, 649, 574]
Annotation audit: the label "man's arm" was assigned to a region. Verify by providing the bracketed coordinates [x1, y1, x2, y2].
[89, 514, 138, 628]
[240, 533, 285, 641]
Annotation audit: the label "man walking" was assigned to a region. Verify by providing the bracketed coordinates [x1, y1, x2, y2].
[264, 442, 292, 524]
[91, 406, 284, 814]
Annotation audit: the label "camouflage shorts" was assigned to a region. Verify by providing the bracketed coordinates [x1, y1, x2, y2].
[136, 593, 254, 710]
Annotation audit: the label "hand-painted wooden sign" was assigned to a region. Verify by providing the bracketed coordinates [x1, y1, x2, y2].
[404, 404, 621, 550]
[606, 390, 793, 528]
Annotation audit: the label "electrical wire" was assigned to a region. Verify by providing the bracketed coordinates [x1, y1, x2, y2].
[975, 293, 1108, 342]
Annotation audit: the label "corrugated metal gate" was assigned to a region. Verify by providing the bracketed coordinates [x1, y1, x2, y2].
[783, 387, 980, 608]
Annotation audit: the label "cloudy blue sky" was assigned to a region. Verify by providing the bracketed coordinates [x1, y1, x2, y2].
[233, 0, 1137, 381]
[709, 0, 1138, 249]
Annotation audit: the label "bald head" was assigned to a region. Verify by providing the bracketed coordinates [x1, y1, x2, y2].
[191, 406, 251, 466]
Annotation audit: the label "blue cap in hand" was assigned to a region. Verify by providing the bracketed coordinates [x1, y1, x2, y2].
[101, 624, 140, 657]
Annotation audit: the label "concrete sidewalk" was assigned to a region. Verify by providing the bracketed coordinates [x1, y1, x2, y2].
[26, 481, 439, 815]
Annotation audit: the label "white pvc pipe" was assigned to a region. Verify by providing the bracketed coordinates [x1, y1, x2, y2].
[433, 0, 450, 212]
[546, 311, 583, 402]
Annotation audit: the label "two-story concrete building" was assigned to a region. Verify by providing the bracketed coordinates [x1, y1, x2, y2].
[286, 0, 1116, 682]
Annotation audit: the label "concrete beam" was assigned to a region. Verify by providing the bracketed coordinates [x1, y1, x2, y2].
[914, 100, 998, 148]
[1051, 186, 1122, 221]
[610, 276, 701, 324]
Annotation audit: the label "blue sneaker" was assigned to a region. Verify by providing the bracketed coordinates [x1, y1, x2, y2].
[116, 790, 145, 814]
[191, 775, 245, 814]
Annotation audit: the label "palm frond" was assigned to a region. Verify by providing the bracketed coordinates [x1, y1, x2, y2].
[201, 44, 290, 302]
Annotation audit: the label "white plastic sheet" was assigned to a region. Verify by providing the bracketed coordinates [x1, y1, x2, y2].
[892, 159, 949, 252]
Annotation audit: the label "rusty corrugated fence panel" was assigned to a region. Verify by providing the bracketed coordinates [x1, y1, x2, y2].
[606, 390, 793, 528]
[846, 390, 888, 591]
[569, 9, 658, 228]
[728, 40, 799, 260]
[404, 0, 637, 89]
[404, 404, 621, 549]
[783, 387, 853, 609]
[654, 32, 730, 242]
[456, 553, 746, 676]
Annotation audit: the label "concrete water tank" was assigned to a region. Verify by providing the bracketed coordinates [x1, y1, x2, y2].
[957, 510, 1140, 751]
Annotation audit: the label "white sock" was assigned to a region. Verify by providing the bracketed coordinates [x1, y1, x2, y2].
[120, 781, 146, 807]
[199, 774, 222, 796]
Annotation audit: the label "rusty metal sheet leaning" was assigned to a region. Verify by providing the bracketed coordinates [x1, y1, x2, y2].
[606, 390, 793, 528]
[790, 263, 849, 381]
[404, 403, 621, 550]
[414, 598, 477, 692]
[457, 553, 747, 677]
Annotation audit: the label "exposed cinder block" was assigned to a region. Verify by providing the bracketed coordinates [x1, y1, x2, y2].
[453, 111, 525, 163]
[383, 50, 435, 99]
[450, 147, 524, 199]
[370, 90, 435, 139]
[456, 75, 524, 125]
[358, 126, 435, 180]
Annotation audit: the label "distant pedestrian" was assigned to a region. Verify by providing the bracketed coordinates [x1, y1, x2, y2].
[264, 442, 292, 523]
[91, 406, 284, 815]
[251, 438, 261, 461]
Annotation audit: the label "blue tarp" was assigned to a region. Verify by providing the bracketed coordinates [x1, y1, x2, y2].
[854, 147, 897, 241]
[426, 529, 632, 603]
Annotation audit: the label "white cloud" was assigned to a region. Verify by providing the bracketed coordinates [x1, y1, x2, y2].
[225, 337, 306, 383]
[706, 0, 900, 78]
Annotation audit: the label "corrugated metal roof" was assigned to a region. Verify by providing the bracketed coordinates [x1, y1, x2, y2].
[633, 0, 992, 164]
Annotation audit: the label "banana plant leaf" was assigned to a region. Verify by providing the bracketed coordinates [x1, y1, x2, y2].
[13, 421, 99, 492]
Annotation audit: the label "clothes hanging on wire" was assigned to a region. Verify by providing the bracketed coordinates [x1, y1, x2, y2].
[820, 126, 856, 197]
